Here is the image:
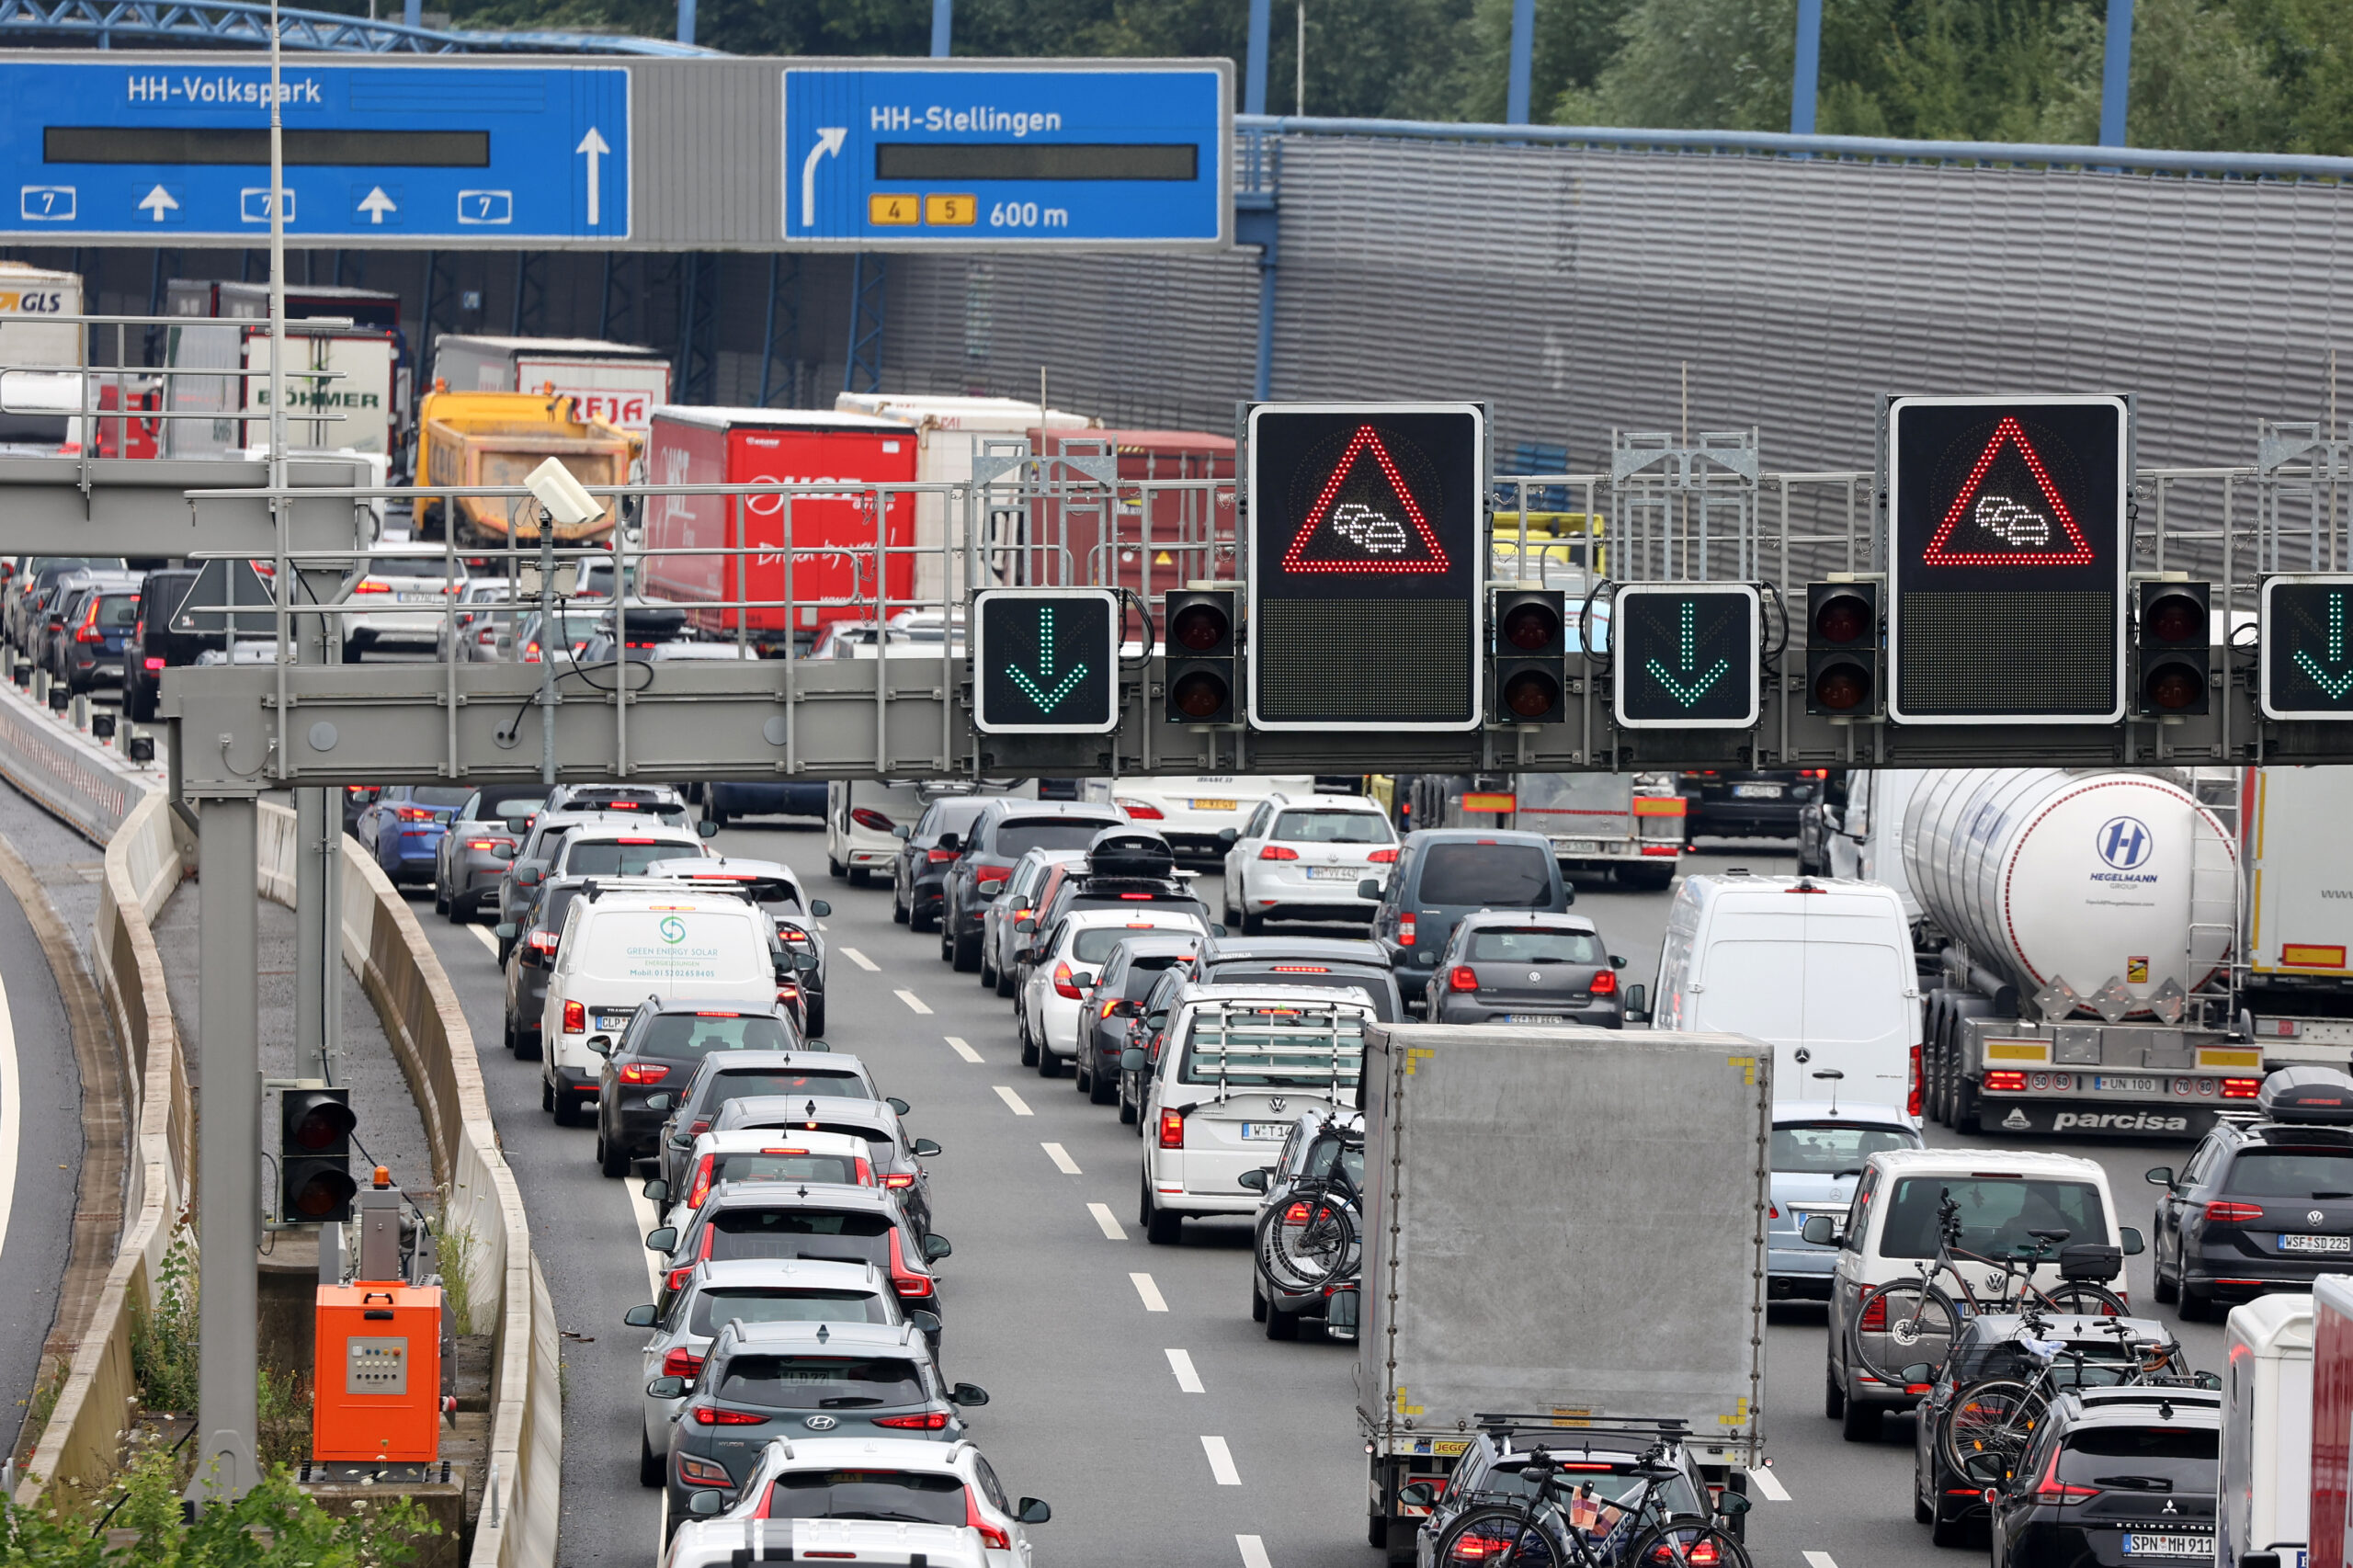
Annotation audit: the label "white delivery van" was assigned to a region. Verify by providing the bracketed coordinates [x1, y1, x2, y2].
[1650, 872, 1922, 1119]
[2221, 1292, 2311, 1568]
[540, 889, 779, 1124]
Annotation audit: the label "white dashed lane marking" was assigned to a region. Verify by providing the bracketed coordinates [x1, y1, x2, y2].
[993, 1085, 1033, 1117]
[1749, 1466, 1789, 1502]
[893, 988, 932, 1015]
[467, 923, 497, 953]
[944, 1035, 983, 1063]
[1200, 1436, 1241, 1486]
[1165, 1348, 1203, 1392]
[1803, 1553, 1839, 1568]
[1130, 1272, 1167, 1312]
[1041, 1142, 1081, 1176]
[839, 948, 879, 971]
[1086, 1203, 1126, 1241]
[1236, 1538, 1273, 1568]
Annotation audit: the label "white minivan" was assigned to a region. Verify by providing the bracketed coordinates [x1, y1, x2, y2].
[1649, 871, 1922, 1119]
[540, 888, 782, 1124]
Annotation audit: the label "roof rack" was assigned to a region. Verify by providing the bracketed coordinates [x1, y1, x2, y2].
[1474, 1414, 1690, 1436]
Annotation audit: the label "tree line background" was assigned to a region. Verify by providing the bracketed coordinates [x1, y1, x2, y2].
[425, 0, 2351, 153]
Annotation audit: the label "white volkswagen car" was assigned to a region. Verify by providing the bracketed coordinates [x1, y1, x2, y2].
[1218, 792, 1398, 930]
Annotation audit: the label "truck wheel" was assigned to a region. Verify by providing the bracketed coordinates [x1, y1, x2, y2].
[1841, 1397, 1881, 1442]
[1953, 1079, 1983, 1135]
[1824, 1360, 1847, 1419]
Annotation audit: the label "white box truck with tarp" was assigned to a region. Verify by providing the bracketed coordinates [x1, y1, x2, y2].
[1355, 1021, 1768, 1561]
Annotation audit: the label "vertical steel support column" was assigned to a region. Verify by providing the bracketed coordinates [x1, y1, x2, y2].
[676, 0, 696, 45]
[929, 0, 951, 57]
[1790, 0, 1822, 134]
[403, 0, 419, 27]
[1254, 248, 1276, 402]
[1506, 0, 1534, 125]
[294, 789, 325, 1074]
[2099, 0, 2134, 146]
[1245, 0, 1270, 116]
[194, 797, 260, 1500]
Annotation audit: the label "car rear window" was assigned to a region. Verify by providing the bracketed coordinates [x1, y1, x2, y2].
[1122, 954, 1189, 993]
[705, 1209, 894, 1267]
[1949, 1336, 2140, 1388]
[531, 888, 583, 937]
[1472, 1460, 1701, 1521]
[688, 1287, 890, 1336]
[762, 1470, 965, 1524]
[1466, 927, 1601, 963]
[996, 817, 1117, 858]
[2055, 1424, 2219, 1491]
[709, 1149, 867, 1187]
[412, 786, 473, 808]
[1271, 810, 1391, 843]
[715, 1354, 925, 1409]
[2224, 1148, 2353, 1199]
[1879, 1176, 2107, 1261]
[95, 593, 139, 628]
[642, 1014, 792, 1057]
[1073, 923, 1199, 964]
[1204, 966, 1396, 1021]
[1416, 843, 1553, 906]
[1771, 1122, 1922, 1176]
[709, 1070, 869, 1110]
[564, 839, 700, 875]
[487, 795, 544, 820]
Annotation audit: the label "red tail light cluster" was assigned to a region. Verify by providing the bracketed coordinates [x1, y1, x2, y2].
[849, 808, 895, 833]
[1052, 962, 1085, 999]
[1983, 1070, 2029, 1093]
[1116, 799, 1165, 820]
[1859, 1294, 1887, 1332]
[2031, 1445, 2097, 1505]
[1259, 846, 1299, 861]
[927, 847, 958, 863]
[887, 1229, 934, 1298]
[2206, 1200, 2264, 1223]
[660, 1347, 704, 1379]
[692, 1407, 767, 1426]
[1448, 965, 1479, 993]
[528, 929, 560, 955]
[2222, 1077, 2263, 1099]
[687, 1155, 716, 1210]
[561, 1000, 585, 1034]
[1368, 847, 1399, 864]
[396, 806, 437, 822]
[1158, 1109, 1185, 1149]
[1908, 1045, 1924, 1118]
[618, 1062, 668, 1085]
[976, 869, 1008, 888]
[881, 1171, 916, 1189]
[1398, 915, 1416, 946]
[142, 656, 166, 671]
[1589, 969, 1616, 995]
[967, 1492, 1010, 1550]
[872, 1411, 950, 1430]
[351, 579, 392, 595]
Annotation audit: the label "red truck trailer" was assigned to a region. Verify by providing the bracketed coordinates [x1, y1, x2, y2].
[1026, 427, 1234, 603]
[2313, 1271, 2353, 1568]
[641, 407, 919, 641]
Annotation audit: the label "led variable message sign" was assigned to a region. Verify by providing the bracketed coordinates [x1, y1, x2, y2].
[972, 587, 1119, 733]
[1612, 584, 1761, 729]
[2261, 575, 2353, 721]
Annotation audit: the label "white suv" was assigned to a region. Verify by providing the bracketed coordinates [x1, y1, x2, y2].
[1217, 792, 1397, 930]
[1018, 906, 1208, 1076]
[1083, 774, 1315, 859]
[666, 1436, 1049, 1567]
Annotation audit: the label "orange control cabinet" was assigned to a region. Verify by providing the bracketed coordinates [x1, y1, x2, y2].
[313, 1284, 443, 1462]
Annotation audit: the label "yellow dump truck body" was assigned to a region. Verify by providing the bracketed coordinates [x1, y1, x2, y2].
[417, 389, 637, 544]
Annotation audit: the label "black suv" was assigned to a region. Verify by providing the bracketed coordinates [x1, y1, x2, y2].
[891, 795, 996, 933]
[592, 1001, 806, 1178]
[1676, 768, 1822, 840]
[1986, 1387, 2218, 1568]
[2146, 1064, 2353, 1320]
[938, 799, 1125, 971]
[122, 567, 199, 722]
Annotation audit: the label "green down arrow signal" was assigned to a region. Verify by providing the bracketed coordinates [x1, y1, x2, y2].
[2295, 591, 2353, 700]
[1645, 598, 1730, 707]
[1006, 604, 1090, 711]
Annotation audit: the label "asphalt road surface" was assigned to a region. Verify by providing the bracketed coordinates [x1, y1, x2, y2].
[408, 827, 2226, 1568]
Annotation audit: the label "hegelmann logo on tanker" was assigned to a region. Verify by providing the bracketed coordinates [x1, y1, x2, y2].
[870, 106, 1063, 136]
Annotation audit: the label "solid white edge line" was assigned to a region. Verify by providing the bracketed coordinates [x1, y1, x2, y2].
[0, 958, 17, 1268]
[1040, 1142, 1081, 1176]
[1129, 1271, 1167, 1312]
[624, 1176, 665, 1299]
[1236, 1536, 1273, 1568]
[467, 921, 498, 952]
[944, 1035, 983, 1064]
[1201, 1435, 1241, 1485]
[993, 1085, 1033, 1117]
[1165, 1348, 1204, 1393]
[1748, 1465, 1790, 1502]
[893, 988, 932, 1015]
[839, 947, 880, 971]
[1086, 1202, 1127, 1241]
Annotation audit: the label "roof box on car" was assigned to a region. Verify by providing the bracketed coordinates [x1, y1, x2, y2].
[2257, 1065, 2353, 1125]
[1087, 825, 1176, 880]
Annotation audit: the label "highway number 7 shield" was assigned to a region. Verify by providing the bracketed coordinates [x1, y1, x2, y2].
[972, 587, 1120, 734]
[2261, 574, 2353, 721]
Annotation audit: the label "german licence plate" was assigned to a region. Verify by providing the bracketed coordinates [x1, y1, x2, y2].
[2281, 1233, 2352, 1254]
[1237, 1122, 1288, 1141]
[1732, 784, 1781, 798]
[394, 592, 438, 603]
[1561, 839, 1602, 855]
[1307, 867, 1358, 881]
[1192, 798, 1237, 811]
[1506, 1014, 1568, 1024]
[2122, 1534, 2211, 1558]
[2096, 1075, 2161, 1093]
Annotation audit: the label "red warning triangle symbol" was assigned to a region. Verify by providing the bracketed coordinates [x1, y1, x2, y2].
[1922, 415, 2096, 567]
[1281, 425, 1452, 574]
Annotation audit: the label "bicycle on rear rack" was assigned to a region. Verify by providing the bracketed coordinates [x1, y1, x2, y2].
[1423, 1440, 1754, 1568]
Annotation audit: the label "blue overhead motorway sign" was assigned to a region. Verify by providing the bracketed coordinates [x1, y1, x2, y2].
[781, 61, 1231, 250]
[0, 59, 628, 242]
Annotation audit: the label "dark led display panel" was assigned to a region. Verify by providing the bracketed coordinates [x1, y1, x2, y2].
[972, 588, 1119, 734]
[2261, 575, 2353, 721]
[1245, 403, 1483, 731]
[1886, 394, 2128, 724]
[874, 142, 1198, 181]
[1612, 584, 1761, 728]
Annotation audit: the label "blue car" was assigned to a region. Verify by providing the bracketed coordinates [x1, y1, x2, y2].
[358, 784, 475, 885]
[1767, 1100, 1922, 1301]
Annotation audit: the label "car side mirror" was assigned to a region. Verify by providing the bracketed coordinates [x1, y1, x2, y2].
[792, 947, 820, 972]
[2144, 1165, 2175, 1187]
[949, 1381, 988, 1406]
[1358, 879, 1381, 902]
[891, 824, 911, 840]
[587, 1035, 613, 1056]
[494, 923, 517, 940]
[1801, 1215, 1838, 1245]
[644, 1226, 677, 1253]
[1210, 924, 1228, 937]
[647, 1375, 688, 1399]
[641, 1177, 669, 1203]
[623, 1304, 658, 1328]
[516, 866, 544, 889]
[1121, 1048, 1146, 1072]
[1899, 1362, 1936, 1389]
[1110, 999, 1142, 1019]
[887, 1096, 911, 1116]
[492, 842, 518, 861]
[908, 1309, 941, 1334]
[1609, 954, 1627, 969]
[912, 1138, 942, 1157]
[1238, 1167, 1270, 1194]
[1017, 915, 1037, 933]
[809, 899, 831, 917]
[2120, 1226, 2145, 1256]
[1715, 1490, 1753, 1517]
[503, 815, 533, 835]
[804, 1038, 830, 1051]
[1395, 1482, 1437, 1510]
[1016, 1498, 1051, 1525]
[1623, 983, 1649, 1023]
[687, 1489, 723, 1517]
[921, 1233, 951, 1261]
[697, 819, 720, 838]
[1072, 971, 1096, 991]
[1217, 827, 1237, 845]
[643, 1094, 672, 1112]
[937, 831, 961, 852]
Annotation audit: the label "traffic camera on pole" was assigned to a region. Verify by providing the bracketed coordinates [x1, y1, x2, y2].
[279, 1084, 358, 1224]
[2135, 580, 2211, 715]
[1804, 581, 1881, 716]
[1489, 587, 1567, 724]
[1163, 586, 1238, 725]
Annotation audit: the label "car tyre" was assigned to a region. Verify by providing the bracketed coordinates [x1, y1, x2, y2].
[1840, 1397, 1880, 1442]
[1144, 1186, 1182, 1246]
[892, 884, 909, 924]
[540, 1077, 554, 1112]
[553, 1087, 582, 1126]
[939, 926, 954, 962]
[979, 949, 997, 988]
[433, 880, 449, 916]
[1241, 908, 1266, 935]
[911, 904, 937, 934]
[995, 964, 1017, 999]
[1824, 1359, 1847, 1418]
[951, 928, 982, 972]
[2177, 1281, 2214, 1322]
[1036, 1043, 1060, 1079]
[828, 854, 847, 881]
[639, 1430, 664, 1488]
[1119, 1083, 1138, 1124]
[1019, 1023, 1040, 1068]
[2154, 1255, 2179, 1304]
[597, 1126, 629, 1178]
[1087, 1061, 1117, 1106]
[1252, 1278, 1268, 1323]
[1264, 1302, 1299, 1340]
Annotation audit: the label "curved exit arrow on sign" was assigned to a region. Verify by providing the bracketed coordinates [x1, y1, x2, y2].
[801, 126, 847, 230]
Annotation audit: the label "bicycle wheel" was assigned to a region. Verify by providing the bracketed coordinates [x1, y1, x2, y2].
[1432, 1505, 1567, 1567]
[2036, 1280, 2128, 1317]
[1625, 1516, 1752, 1567]
[1851, 1280, 1962, 1387]
[1257, 1191, 1359, 1291]
[1938, 1378, 2042, 1478]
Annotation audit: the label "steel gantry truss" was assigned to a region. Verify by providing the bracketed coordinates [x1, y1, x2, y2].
[0, 0, 713, 52]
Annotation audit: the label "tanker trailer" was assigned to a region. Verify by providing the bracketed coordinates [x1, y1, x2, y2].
[1904, 767, 2257, 1140]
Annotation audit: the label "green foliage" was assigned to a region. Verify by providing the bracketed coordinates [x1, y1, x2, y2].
[130, 1231, 200, 1417]
[436, 1222, 478, 1339]
[0, 1452, 437, 1568]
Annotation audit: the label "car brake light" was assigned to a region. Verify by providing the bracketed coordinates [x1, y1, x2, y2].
[1768, 1202, 1779, 1220]
[1258, 845, 1299, 860]
[1100, 998, 1120, 1018]
[688, 1155, 716, 1210]
[976, 869, 1008, 887]
[850, 807, 895, 832]
[1448, 965, 1478, 993]
[887, 1228, 933, 1298]
[871, 1411, 950, 1430]
[1399, 914, 1415, 946]
[1159, 1109, 1185, 1148]
[74, 609, 104, 642]
[1589, 968, 1616, 995]
[562, 999, 585, 1035]
[927, 847, 958, 862]
[1283, 1201, 1312, 1223]
[665, 1265, 693, 1292]
[142, 656, 165, 671]
[2222, 1077, 2262, 1099]
[616, 836, 657, 845]
[1984, 1069, 2029, 1093]
[618, 1062, 668, 1085]
[882, 1171, 915, 1188]
[1908, 1045, 1923, 1118]
[524, 642, 543, 662]
[396, 806, 436, 822]
[693, 1407, 767, 1426]
[968, 1491, 1011, 1550]
[661, 1347, 703, 1379]
[1053, 962, 1084, 1000]
[528, 930, 559, 954]
[464, 838, 499, 850]
[688, 1119, 710, 1137]
[2032, 1444, 2098, 1504]
[2207, 1200, 2264, 1222]
[1116, 799, 1165, 820]
[1118, 892, 1154, 900]
[351, 579, 391, 595]
[1859, 1294, 1886, 1331]
[1368, 847, 1399, 863]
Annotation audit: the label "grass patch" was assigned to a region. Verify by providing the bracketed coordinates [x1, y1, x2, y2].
[434, 1222, 478, 1338]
